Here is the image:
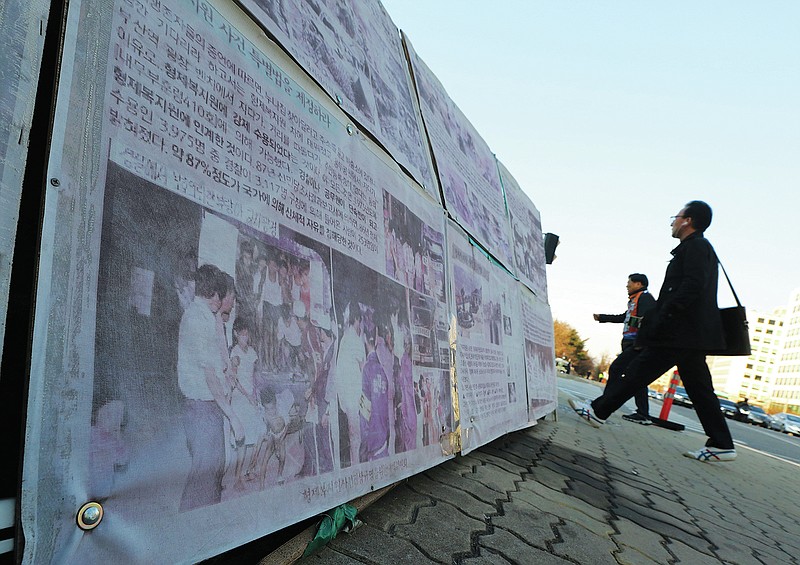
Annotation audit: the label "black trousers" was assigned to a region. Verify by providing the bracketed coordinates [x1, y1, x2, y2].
[591, 347, 733, 449]
[604, 340, 649, 416]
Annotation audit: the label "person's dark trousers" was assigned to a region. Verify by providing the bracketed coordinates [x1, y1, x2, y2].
[591, 347, 734, 449]
[604, 340, 650, 416]
[180, 399, 225, 511]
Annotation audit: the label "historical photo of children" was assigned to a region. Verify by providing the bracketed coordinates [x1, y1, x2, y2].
[383, 189, 445, 303]
[331, 250, 423, 465]
[232, 225, 337, 485]
[92, 162, 338, 514]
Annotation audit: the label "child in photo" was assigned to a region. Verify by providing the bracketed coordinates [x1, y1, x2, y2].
[278, 302, 302, 373]
[227, 317, 264, 490]
[256, 387, 287, 487]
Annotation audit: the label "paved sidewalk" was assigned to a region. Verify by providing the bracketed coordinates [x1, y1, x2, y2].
[298, 389, 800, 565]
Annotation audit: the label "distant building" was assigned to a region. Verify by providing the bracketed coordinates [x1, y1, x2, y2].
[773, 289, 800, 414]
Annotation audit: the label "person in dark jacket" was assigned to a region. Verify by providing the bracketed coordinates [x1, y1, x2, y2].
[570, 201, 736, 462]
[593, 273, 657, 425]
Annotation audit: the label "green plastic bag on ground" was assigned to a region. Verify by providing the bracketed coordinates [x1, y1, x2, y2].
[302, 503, 358, 557]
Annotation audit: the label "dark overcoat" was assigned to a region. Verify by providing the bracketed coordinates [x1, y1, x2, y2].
[639, 232, 725, 350]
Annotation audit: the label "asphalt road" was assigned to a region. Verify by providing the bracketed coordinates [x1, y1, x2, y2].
[559, 376, 800, 465]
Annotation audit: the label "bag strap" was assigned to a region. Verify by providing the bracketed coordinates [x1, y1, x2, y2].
[717, 258, 743, 307]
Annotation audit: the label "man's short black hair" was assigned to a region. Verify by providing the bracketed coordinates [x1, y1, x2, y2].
[629, 273, 648, 288]
[195, 264, 221, 299]
[684, 200, 713, 232]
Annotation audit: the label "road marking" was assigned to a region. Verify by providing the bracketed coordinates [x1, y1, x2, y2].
[737, 444, 800, 467]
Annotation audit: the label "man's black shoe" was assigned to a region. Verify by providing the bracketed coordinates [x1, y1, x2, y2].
[622, 412, 652, 425]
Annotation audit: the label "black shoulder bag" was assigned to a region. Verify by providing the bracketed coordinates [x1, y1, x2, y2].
[709, 259, 751, 356]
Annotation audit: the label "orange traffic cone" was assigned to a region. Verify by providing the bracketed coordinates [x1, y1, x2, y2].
[650, 371, 685, 431]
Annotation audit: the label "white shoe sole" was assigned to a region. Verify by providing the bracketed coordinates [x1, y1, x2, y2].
[568, 398, 601, 428]
[683, 450, 737, 462]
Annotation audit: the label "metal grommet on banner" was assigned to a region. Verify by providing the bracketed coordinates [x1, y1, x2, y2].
[77, 502, 104, 531]
[346, 124, 354, 136]
[336, 94, 343, 105]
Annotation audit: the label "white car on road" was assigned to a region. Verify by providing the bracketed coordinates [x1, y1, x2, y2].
[769, 412, 800, 435]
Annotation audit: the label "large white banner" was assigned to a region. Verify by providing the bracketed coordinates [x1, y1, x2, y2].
[239, 0, 437, 198]
[447, 221, 527, 454]
[405, 37, 513, 270]
[498, 160, 548, 301]
[520, 287, 558, 421]
[23, 1, 453, 562]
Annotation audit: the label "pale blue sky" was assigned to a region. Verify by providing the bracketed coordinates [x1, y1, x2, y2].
[383, 1, 800, 358]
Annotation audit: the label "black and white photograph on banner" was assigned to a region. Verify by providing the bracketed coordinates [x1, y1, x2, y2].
[421, 223, 446, 304]
[439, 155, 506, 259]
[412, 58, 496, 190]
[524, 338, 556, 412]
[503, 314, 513, 336]
[243, 0, 436, 193]
[448, 221, 529, 453]
[93, 161, 341, 514]
[383, 189, 446, 302]
[510, 208, 546, 295]
[483, 295, 503, 347]
[525, 339, 554, 412]
[499, 160, 548, 300]
[409, 290, 449, 370]
[520, 289, 558, 420]
[440, 164, 474, 230]
[331, 250, 415, 467]
[453, 263, 484, 336]
[508, 382, 517, 404]
[405, 38, 513, 267]
[416, 369, 455, 448]
[21, 1, 462, 562]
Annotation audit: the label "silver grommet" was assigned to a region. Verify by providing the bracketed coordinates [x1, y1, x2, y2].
[77, 501, 104, 530]
[346, 124, 354, 136]
[336, 94, 343, 105]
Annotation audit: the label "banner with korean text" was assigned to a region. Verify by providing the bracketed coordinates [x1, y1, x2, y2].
[520, 287, 558, 421]
[239, 0, 437, 198]
[447, 221, 528, 454]
[497, 160, 548, 301]
[404, 36, 514, 270]
[21, 1, 454, 562]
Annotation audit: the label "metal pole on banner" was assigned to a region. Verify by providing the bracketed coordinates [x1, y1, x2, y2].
[650, 371, 685, 431]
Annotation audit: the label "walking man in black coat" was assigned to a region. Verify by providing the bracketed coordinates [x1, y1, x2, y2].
[570, 201, 736, 462]
[593, 273, 657, 425]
